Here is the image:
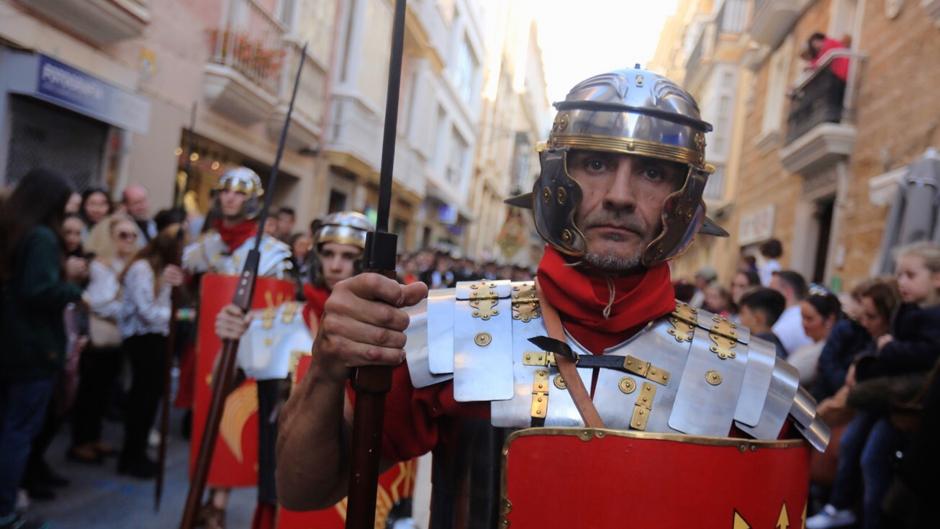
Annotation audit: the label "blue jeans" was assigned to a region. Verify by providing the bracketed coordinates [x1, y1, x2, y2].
[0, 377, 55, 516]
[829, 412, 903, 529]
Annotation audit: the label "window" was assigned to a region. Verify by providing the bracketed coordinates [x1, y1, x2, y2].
[437, 0, 456, 26]
[759, 36, 793, 139]
[277, 0, 296, 27]
[328, 190, 347, 213]
[447, 128, 468, 184]
[339, 0, 358, 82]
[451, 35, 479, 106]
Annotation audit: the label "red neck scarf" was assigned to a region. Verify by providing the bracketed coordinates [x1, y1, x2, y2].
[302, 283, 331, 329]
[536, 246, 676, 354]
[213, 219, 258, 253]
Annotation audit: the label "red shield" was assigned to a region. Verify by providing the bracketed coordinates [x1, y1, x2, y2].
[190, 273, 295, 487]
[276, 459, 417, 529]
[503, 428, 811, 529]
[277, 355, 418, 529]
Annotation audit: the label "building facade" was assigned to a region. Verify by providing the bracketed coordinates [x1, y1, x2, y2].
[654, 0, 940, 290]
[0, 0, 551, 258]
[0, 0, 335, 224]
[464, 0, 549, 266]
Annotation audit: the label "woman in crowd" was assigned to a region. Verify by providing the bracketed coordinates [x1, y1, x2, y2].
[117, 223, 184, 478]
[62, 213, 86, 257]
[790, 288, 842, 387]
[0, 169, 87, 529]
[809, 242, 940, 529]
[79, 188, 112, 232]
[814, 280, 890, 401]
[730, 269, 761, 306]
[69, 215, 139, 463]
[703, 283, 734, 317]
[20, 213, 91, 500]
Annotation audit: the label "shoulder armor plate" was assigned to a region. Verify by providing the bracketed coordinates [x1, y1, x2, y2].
[402, 293, 830, 451]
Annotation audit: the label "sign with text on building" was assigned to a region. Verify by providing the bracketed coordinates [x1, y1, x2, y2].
[738, 204, 776, 246]
[35, 55, 150, 134]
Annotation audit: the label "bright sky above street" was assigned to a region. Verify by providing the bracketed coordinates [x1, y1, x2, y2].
[535, 0, 680, 103]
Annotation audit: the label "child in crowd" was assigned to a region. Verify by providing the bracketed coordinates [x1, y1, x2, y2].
[738, 287, 788, 358]
[808, 242, 940, 529]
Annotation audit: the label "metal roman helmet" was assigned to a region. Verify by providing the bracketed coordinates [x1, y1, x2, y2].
[213, 166, 264, 218]
[312, 211, 374, 251]
[506, 67, 728, 266]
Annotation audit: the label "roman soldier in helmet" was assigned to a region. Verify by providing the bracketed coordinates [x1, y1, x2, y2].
[215, 211, 418, 528]
[181, 166, 294, 529]
[268, 69, 829, 528]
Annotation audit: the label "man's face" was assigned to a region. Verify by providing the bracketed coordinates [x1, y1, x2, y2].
[219, 188, 248, 219]
[277, 212, 295, 237]
[124, 187, 150, 220]
[319, 242, 361, 290]
[569, 150, 685, 272]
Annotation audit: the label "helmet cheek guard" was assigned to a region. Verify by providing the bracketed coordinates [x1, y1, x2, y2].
[530, 148, 586, 257]
[642, 167, 708, 265]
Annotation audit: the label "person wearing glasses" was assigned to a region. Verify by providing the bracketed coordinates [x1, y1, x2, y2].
[69, 215, 141, 464]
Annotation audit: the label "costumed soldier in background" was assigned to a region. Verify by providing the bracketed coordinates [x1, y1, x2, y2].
[263, 68, 828, 528]
[216, 211, 418, 528]
[182, 167, 293, 529]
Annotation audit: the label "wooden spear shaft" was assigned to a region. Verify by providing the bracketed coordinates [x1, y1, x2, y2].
[345, 1, 407, 528]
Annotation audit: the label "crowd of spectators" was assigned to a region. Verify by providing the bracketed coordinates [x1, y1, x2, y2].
[0, 170, 189, 529]
[3, 163, 938, 529]
[677, 237, 940, 529]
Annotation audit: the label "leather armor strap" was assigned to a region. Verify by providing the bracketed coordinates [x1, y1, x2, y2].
[534, 279, 605, 428]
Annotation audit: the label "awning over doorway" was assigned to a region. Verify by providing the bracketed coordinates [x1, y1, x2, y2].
[873, 148, 940, 273]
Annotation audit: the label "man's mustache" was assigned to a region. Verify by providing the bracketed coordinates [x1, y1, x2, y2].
[580, 213, 646, 235]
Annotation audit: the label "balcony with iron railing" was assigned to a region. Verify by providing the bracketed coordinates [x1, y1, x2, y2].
[203, 0, 285, 124]
[780, 49, 865, 175]
[20, 0, 150, 43]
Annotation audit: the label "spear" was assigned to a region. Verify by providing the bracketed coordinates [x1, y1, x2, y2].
[345, 1, 407, 528]
[178, 42, 308, 529]
[155, 102, 198, 511]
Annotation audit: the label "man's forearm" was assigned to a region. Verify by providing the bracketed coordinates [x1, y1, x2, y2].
[276, 355, 349, 510]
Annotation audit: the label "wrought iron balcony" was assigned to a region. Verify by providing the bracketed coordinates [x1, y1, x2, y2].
[780, 49, 864, 175]
[203, 0, 285, 124]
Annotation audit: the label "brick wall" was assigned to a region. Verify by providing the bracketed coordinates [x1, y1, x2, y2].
[839, 2, 940, 282]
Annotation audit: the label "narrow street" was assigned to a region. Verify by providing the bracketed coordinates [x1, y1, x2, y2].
[29, 411, 254, 529]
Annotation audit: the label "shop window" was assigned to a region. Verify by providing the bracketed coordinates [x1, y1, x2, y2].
[5, 95, 108, 190]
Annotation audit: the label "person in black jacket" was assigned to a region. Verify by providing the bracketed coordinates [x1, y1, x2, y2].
[812, 279, 894, 401]
[0, 169, 88, 529]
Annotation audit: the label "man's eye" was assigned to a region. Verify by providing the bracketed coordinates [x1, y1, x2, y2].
[643, 167, 665, 180]
[583, 159, 609, 172]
